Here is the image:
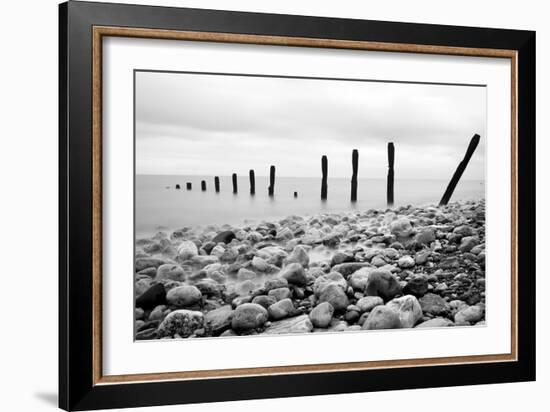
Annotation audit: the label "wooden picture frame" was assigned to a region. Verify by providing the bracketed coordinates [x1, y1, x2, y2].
[59, 1, 535, 410]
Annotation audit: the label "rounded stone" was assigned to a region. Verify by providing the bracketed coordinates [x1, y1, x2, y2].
[309, 302, 334, 328]
[166, 285, 202, 307]
[318, 282, 349, 311]
[362, 306, 402, 330]
[231, 303, 269, 331]
[356, 296, 384, 313]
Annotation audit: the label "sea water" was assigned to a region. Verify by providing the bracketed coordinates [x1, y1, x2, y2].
[135, 175, 484, 237]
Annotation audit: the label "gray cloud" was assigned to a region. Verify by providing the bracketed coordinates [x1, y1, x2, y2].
[136, 71, 486, 180]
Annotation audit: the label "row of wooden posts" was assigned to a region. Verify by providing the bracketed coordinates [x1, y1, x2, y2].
[174, 134, 480, 207]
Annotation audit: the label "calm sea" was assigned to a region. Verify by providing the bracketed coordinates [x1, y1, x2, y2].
[135, 175, 484, 237]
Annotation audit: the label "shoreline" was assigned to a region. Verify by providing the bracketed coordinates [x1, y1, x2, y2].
[134, 199, 486, 339]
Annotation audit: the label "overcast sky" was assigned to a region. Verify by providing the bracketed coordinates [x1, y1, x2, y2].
[135, 71, 486, 180]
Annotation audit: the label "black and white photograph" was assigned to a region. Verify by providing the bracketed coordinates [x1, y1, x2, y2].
[134, 70, 487, 340]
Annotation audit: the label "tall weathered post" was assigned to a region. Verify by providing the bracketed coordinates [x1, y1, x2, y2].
[439, 134, 481, 206]
[294, 191, 298, 198]
[214, 176, 220, 193]
[321, 155, 328, 200]
[268, 165, 275, 196]
[232, 173, 238, 194]
[351, 149, 358, 202]
[249, 170, 255, 195]
[387, 143, 395, 206]
[186, 182, 192, 190]
[201, 180, 206, 191]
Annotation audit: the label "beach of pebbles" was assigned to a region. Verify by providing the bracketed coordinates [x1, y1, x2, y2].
[134, 200, 486, 340]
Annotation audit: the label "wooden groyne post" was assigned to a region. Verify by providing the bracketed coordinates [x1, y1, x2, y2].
[387, 143, 395, 206]
[175, 184, 181, 190]
[439, 134, 481, 206]
[321, 155, 328, 200]
[268, 165, 275, 196]
[186, 182, 192, 190]
[214, 176, 220, 192]
[232, 173, 238, 194]
[201, 180, 206, 191]
[351, 149, 358, 202]
[294, 191, 298, 198]
[249, 170, 255, 195]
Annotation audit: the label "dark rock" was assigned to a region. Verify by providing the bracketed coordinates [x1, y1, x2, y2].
[252, 295, 277, 309]
[279, 263, 308, 286]
[364, 269, 402, 301]
[403, 274, 429, 297]
[332, 262, 371, 277]
[136, 283, 166, 310]
[331, 251, 355, 266]
[205, 305, 234, 335]
[419, 293, 449, 316]
[344, 310, 360, 323]
[212, 230, 236, 244]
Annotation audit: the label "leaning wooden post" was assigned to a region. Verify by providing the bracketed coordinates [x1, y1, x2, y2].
[351, 149, 358, 202]
[439, 134, 481, 206]
[201, 180, 206, 191]
[321, 155, 328, 200]
[268, 166, 275, 196]
[186, 182, 192, 190]
[232, 173, 238, 194]
[249, 170, 255, 195]
[214, 176, 220, 192]
[387, 143, 395, 206]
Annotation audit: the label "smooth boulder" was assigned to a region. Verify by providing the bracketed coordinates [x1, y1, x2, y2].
[362, 306, 402, 330]
[364, 269, 402, 301]
[309, 302, 334, 328]
[318, 282, 349, 311]
[268, 298, 295, 320]
[356, 296, 384, 313]
[166, 285, 202, 307]
[231, 303, 269, 331]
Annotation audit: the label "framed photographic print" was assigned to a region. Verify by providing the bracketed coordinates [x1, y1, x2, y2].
[59, 1, 536, 410]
